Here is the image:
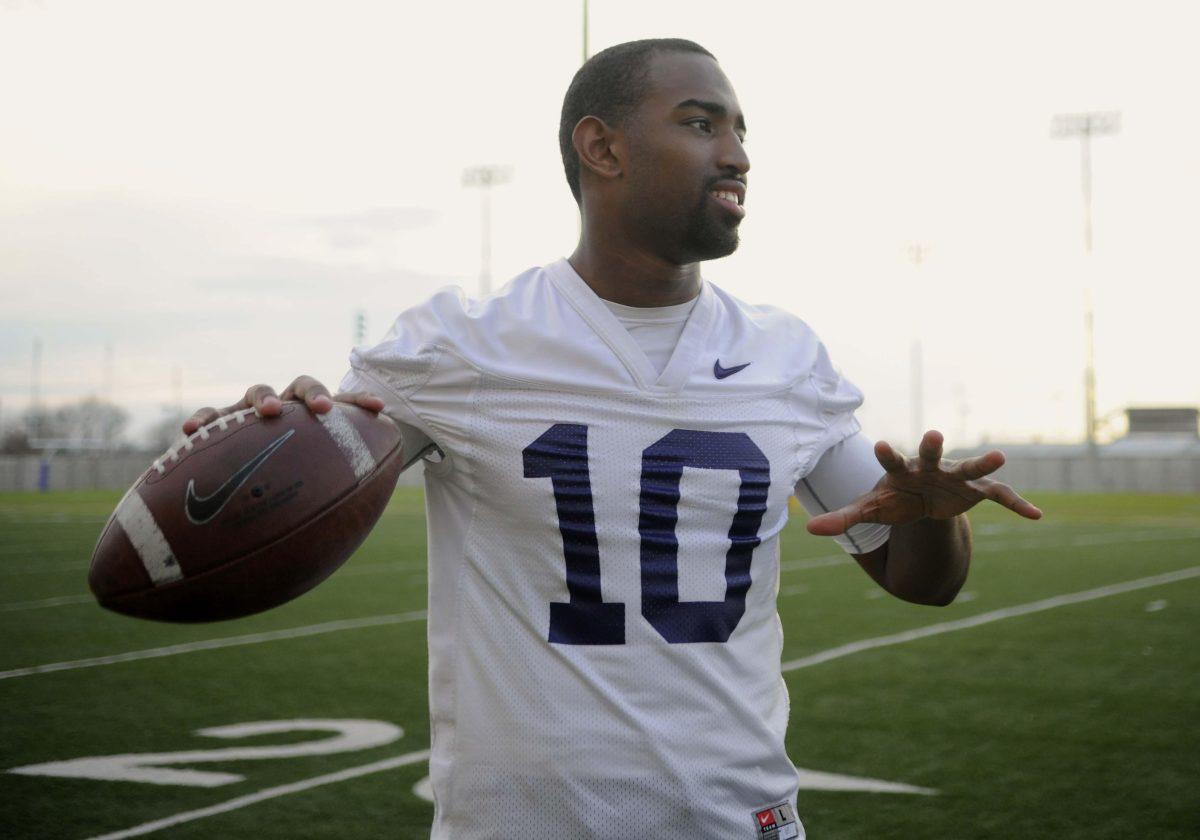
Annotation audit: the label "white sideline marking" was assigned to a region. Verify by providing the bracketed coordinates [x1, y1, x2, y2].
[0, 594, 92, 612]
[782, 566, 1200, 672]
[82, 748, 431, 840]
[0, 611, 427, 681]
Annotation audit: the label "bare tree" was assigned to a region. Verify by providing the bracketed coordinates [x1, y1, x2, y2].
[1, 398, 131, 451]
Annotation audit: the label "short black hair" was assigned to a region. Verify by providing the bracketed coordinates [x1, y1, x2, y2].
[559, 38, 716, 204]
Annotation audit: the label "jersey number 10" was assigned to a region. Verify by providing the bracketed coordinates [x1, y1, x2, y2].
[523, 424, 770, 646]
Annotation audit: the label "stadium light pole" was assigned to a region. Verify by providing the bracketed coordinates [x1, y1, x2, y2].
[582, 0, 589, 62]
[463, 165, 513, 297]
[1051, 111, 1120, 449]
[29, 337, 42, 441]
[907, 243, 930, 451]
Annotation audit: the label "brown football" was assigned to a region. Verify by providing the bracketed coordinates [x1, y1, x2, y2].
[88, 400, 406, 622]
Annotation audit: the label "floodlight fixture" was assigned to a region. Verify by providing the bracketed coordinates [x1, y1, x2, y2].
[462, 165, 513, 296]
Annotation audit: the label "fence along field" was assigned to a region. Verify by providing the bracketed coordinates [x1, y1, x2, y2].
[1, 489, 1197, 839]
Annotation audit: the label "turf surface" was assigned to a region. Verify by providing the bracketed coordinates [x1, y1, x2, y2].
[1, 490, 1197, 839]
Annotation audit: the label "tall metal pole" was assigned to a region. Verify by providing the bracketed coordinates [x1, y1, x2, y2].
[463, 165, 512, 297]
[29, 337, 42, 441]
[1052, 111, 1119, 448]
[582, 0, 589, 62]
[907, 243, 930, 450]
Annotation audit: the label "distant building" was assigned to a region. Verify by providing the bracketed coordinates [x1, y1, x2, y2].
[952, 407, 1200, 493]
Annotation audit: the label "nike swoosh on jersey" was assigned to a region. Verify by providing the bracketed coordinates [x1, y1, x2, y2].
[713, 360, 751, 379]
[184, 428, 296, 525]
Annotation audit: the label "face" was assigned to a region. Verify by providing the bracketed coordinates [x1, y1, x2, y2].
[620, 51, 750, 264]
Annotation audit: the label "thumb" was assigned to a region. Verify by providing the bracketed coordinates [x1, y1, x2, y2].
[806, 504, 863, 537]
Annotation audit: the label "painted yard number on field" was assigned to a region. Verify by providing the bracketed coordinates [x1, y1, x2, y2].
[8, 717, 937, 797]
[8, 719, 402, 787]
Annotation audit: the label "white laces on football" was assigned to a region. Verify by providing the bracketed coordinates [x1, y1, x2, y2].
[152, 408, 257, 475]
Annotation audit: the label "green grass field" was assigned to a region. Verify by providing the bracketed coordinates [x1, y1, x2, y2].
[1, 490, 1197, 839]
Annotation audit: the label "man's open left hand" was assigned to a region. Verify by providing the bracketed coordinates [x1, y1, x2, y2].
[806, 430, 1043, 537]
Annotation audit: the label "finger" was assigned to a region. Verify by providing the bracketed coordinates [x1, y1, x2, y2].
[284, 375, 333, 414]
[244, 383, 282, 417]
[333, 391, 386, 413]
[873, 440, 908, 474]
[917, 429, 944, 470]
[981, 479, 1043, 520]
[183, 399, 251, 434]
[182, 407, 219, 435]
[950, 450, 1005, 481]
[806, 503, 866, 537]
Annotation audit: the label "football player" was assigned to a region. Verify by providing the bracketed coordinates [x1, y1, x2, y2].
[185, 38, 1040, 840]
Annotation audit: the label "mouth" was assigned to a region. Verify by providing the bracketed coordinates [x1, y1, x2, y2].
[708, 181, 746, 220]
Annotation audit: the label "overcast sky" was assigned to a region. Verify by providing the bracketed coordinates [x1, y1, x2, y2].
[1, 0, 1197, 449]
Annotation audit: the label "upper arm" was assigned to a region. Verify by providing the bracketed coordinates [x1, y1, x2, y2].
[793, 431, 891, 555]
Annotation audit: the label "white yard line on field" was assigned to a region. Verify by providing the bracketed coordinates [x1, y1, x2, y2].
[0, 560, 92, 575]
[81, 748, 432, 840]
[0, 611, 428, 681]
[781, 565, 1200, 672]
[6, 553, 1199, 684]
[336, 560, 428, 577]
[779, 554, 849, 571]
[0, 594, 93, 612]
[779, 529, 1200, 575]
[976, 529, 1200, 553]
[0, 543, 89, 556]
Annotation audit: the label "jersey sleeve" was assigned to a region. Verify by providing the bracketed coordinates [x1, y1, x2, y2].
[809, 339, 866, 454]
[337, 287, 476, 462]
[793, 431, 891, 555]
[792, 338, 890, 554]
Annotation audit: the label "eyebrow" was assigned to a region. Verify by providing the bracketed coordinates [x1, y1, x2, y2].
[674, 98, 747, 133]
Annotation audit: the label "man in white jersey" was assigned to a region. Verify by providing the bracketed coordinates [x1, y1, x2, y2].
[185, 38, 1041, 839]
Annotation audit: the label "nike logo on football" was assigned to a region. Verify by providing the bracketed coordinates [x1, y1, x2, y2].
[713, 359, 751, 379]
[184, 429, 296, 525]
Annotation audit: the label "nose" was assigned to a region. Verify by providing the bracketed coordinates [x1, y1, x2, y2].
[719, 129, 750, 176]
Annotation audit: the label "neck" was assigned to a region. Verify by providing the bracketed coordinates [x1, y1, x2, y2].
[568, 220, 701, 308]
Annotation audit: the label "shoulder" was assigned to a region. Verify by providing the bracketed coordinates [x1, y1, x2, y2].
[366, 265, 556, 355]
[705, 281, 828, 379]
[352, 262, 595, 389]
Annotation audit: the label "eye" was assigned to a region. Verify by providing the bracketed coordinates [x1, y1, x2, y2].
[687, 117, 713, 133]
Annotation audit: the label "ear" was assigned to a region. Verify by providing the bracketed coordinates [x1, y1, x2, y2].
[572, 115, 624, 185]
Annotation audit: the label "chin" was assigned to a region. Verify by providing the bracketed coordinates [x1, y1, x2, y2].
[682, 227, 740, 263]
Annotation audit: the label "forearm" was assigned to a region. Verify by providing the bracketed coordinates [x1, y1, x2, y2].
[880, 514, 972, 606]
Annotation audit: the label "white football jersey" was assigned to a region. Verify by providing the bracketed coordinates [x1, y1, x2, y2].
[340, 258, 886, 839]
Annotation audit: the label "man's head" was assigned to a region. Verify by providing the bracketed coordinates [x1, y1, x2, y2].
[560, 39, 750, 264]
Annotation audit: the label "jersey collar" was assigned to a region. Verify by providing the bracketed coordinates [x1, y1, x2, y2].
[545, 258, 717, 394]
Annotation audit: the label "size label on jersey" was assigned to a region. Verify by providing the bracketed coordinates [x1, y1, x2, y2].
[752, 802, 800, 839]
